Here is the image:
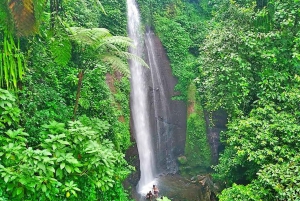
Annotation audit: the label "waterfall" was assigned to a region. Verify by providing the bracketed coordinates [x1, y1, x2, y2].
[126, 0, 156, 193]
[145, 31, 177, 173]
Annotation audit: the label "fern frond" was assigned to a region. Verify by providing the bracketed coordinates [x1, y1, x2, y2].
[96, 36, 133, 49]
[69, 27, 111, 47]
[8, 0, 37, 36]
[68, 26, 148, 77]
[115, 51, 149, 68]
[50, 35, 72, 66]
[98, 43, 121, 55]
[101, 54, 130, 78]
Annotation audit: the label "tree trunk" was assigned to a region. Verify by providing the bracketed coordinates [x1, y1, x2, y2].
[73, 70, 84, 121]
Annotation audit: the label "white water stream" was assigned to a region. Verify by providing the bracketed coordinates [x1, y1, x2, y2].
[145, 32, 176, 173]
[126, 0, 156, 194]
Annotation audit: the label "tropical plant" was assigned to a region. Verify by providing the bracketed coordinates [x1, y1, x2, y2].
[0, 31, 25, 91]
[0, 0, 46, 90]
[197, 0, 300, 200]
[0, 88, 20, 129]
[68, 27, 148, 119]
[0, 89, 133, 200]
[2, 0, 45, 36]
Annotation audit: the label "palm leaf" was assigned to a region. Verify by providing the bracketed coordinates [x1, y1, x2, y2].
[8, 0, 37, 36]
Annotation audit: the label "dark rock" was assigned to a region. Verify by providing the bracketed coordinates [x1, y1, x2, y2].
[204, 110, 227, 165]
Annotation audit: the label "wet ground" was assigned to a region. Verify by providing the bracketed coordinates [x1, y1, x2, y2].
[129, 174, 203, 201]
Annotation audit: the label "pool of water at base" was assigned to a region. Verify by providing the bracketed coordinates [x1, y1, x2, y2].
[128, 174, 204, 201]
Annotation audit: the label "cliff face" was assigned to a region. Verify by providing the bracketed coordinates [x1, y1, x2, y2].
[125, 30, 227, 188]
[144, 29, 187, 175]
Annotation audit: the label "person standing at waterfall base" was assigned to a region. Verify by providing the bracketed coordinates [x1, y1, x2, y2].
[146, 191, 153, 200]
[152, 185, 159, 198]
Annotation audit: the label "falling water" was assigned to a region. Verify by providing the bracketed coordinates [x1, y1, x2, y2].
[126, 0, 156, 193]
[145, 31, 177, 174]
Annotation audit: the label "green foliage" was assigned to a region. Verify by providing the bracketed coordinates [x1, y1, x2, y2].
[180, 84, 211, 176]
[0, 0, 136, 200]
[198, 0, 300, 200]
[68, 26, 148, 77]
[73, 67, 132, 151]
[215, 103, 300, 181]
[63, 0, 102, 28]
[157, 196, 172, 201]
[218, 183, 262, 201]
[0, 89, 20, 129]
[97, 0, 127, 35]
[0, 117, 133, 200]
[77, 67, 111, 117]
[257, 155, 300, 200]
[112, 76, 131, 151]
[0, 31, 25, 90]
[197, 2, 255, 117]
[153, 15, 195, 99]
[19, 41, 74, 145]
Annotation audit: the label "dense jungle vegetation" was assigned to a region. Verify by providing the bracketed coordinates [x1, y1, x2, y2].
[138, 0, 300, 200]
[0, 0, 133, 200]
[0, 0, 300, 201]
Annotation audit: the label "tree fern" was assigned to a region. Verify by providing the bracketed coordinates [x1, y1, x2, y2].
[95, 35, 133, 50]
[68, 26, 148, 119]
[100, 54, 130, 77]
[69, 27, 111, 48]
[68, 26, 148, 77]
